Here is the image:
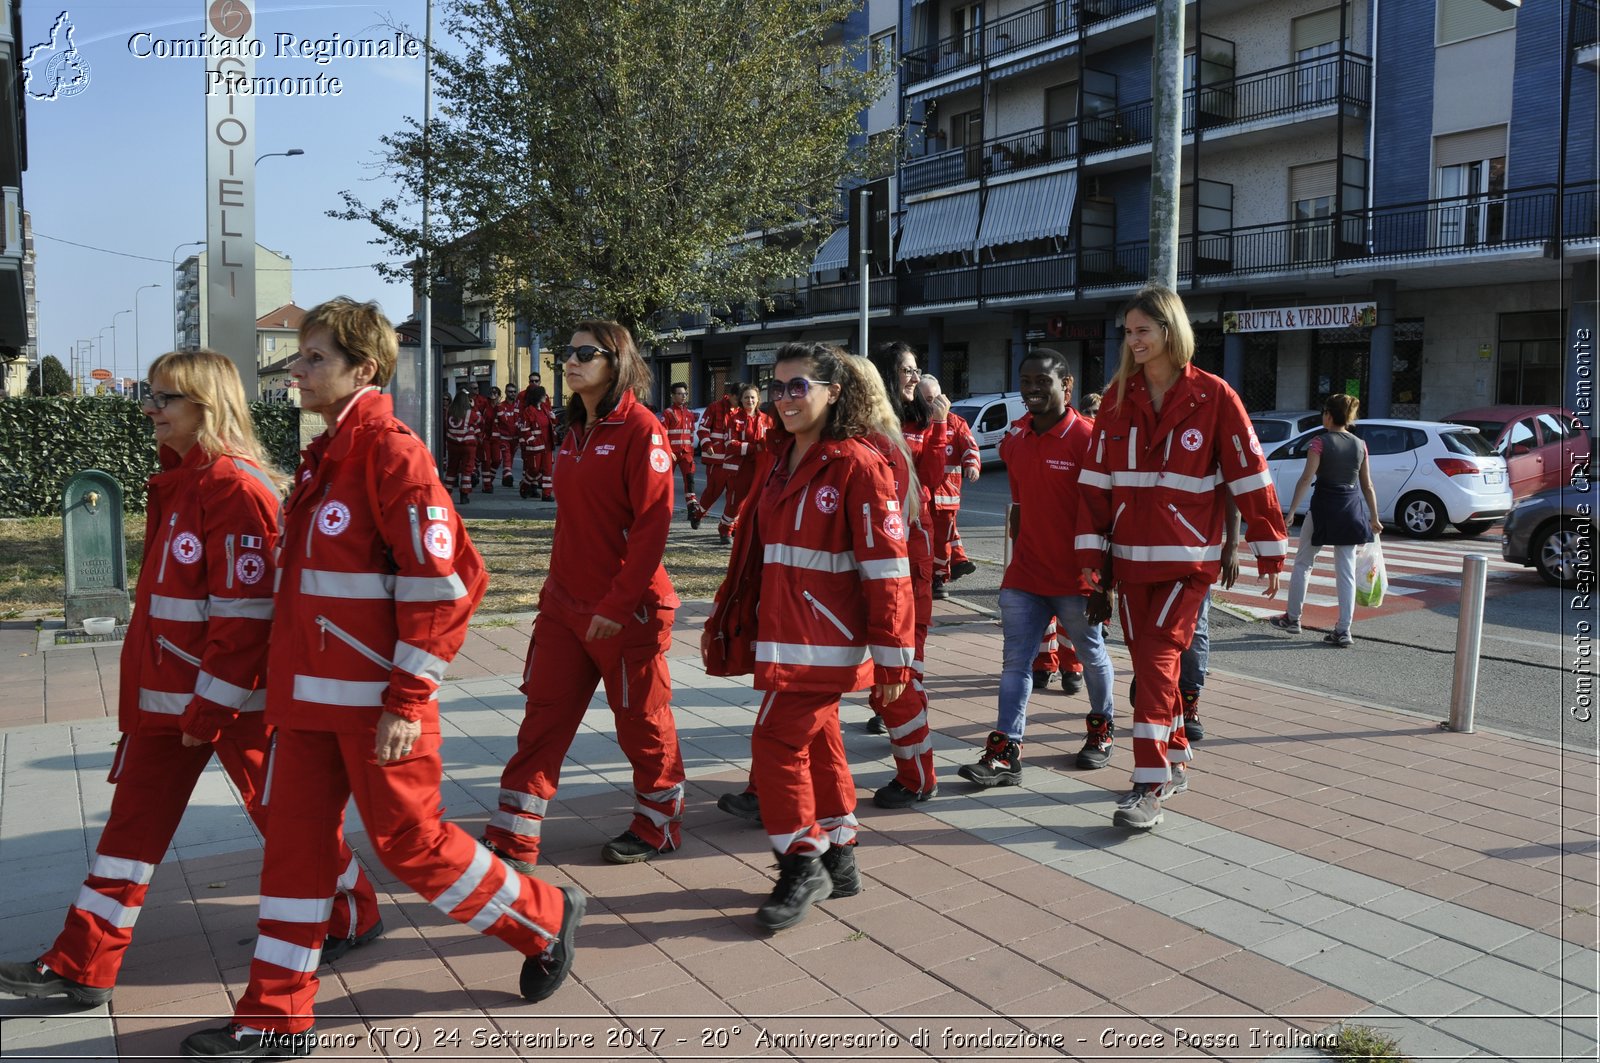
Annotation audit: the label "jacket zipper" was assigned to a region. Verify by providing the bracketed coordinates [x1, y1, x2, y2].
[407, 504, 425, 564]
[1127, 426, 1138, 471]
[1164, 433, 1173, 463]
[861, 504, 875, 548]
[620, 667, 630, 710]
[1095, 430, 1105, 464]
[156, 513, 178, 583]
[1169, 504, 1207, 543]
[1232, 433, 1248, 468]
[803, 591, 856, 640]
[225, 534, 236, 590]
[795, 486, 808, 531]
[156, 634, 203, 668]
[316, 615, 395, 670]
[1113, 502, 1127, 531]
[306, 485, 330, 559]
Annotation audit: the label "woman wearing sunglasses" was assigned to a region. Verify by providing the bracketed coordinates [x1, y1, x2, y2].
[705, 343, 915, 932]
[484, 322, 687, 869]
[1, 351, 386, 1012]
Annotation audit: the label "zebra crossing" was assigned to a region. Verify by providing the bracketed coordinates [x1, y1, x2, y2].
[1214, 527, 1529, 620]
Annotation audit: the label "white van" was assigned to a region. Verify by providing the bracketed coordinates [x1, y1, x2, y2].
[949, 393, 1029, 466]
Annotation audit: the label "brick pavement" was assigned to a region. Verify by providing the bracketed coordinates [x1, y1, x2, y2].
[1, 601, 1596, 1062]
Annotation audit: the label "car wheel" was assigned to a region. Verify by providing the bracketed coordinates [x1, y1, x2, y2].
[1397, 492, 1446, 539]
[1455, 520, 1494, 537]
[1534, 520, 1591, 587]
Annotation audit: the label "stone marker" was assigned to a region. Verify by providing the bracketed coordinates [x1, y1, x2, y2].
[63, 470, 131, 629]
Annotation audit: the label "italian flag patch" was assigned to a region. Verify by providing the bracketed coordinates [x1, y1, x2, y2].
[239, 534, 264, 548]
[427, 506, 448, 520]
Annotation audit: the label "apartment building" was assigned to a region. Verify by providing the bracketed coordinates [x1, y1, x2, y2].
[173, 244, 295, 355]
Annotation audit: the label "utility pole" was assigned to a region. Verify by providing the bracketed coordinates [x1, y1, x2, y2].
[1148, 0, 1185, 290]
[857, 186, 870, 355]
[420, 0, 438, 458]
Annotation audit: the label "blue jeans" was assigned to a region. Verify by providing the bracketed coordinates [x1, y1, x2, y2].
[998, 587, 1115, 740]
[1179, 592, 1210, 692]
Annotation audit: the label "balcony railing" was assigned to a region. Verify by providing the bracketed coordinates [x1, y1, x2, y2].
[1577, 0, 1598, 50]
[903, 0, 1077, 84]
[1077, 0, 1155, 28]
[904, 121, 1078, 193]
[1080, 54, 1370, 154]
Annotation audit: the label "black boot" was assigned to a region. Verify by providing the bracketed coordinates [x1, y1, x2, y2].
[957, 730, 1023, 788]
[820, 844, 861, 898]
[180, 1025, 316, 1060]
[755, 852, 831, 932]
[0, 960, 111, 1007]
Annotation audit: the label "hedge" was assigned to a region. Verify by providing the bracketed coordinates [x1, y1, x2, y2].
[0, 397, 301, 516]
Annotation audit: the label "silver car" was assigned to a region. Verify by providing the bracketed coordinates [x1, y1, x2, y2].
[1502, 483, 1596, 586]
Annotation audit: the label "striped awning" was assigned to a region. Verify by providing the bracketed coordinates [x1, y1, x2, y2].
[990, 42, 1078, 83]
[905, 72, 983, 108]
[810, 227, 851, 274]
[976, 172, 1078, 250]
[896, 191, 980, 261]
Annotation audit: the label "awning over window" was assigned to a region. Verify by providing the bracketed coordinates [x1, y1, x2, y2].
[810, 227, 851, 274]
[905, 72, 982, 109]
[990, 42, 1078, 83]
[976, 172, 1078, 250]
[896, 191, 981, 261]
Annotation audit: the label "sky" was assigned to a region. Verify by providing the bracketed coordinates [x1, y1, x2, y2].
[24, 1, 438, 384]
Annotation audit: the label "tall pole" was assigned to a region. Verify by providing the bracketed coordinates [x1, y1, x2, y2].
[134, 284, 160, 383]
[420, 0, 437, 457]
[1148, 0, 1185, 290]
[857, 186, 870, 355]
[112, 309, 131, 389]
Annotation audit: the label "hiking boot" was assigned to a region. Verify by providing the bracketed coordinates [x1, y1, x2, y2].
[1180, 690, 1204, 741]
[520, 886, 586, 1003]
[502, 474, 514, 488]
[0, 960, 111, 1007]
[1076, 714, 1114, 770]
[951, 559, 978, 580]
[755, 852, 832, 932]
[519, 484, 530, 499]
[1161, 764, 1189, 798]
[180, 1025, 316, 1060]
[1031, 669, 1055, 691]
[873, 780, 937, 809]
[483, 485, 494, 495]
[717, 790, 761, 822]
[481, 838, 537, 875]
[601, 830, 666, 864]
[319, 919, 385, 967]
[457, 489, 470, 505]
[1060, 670, 1083, 696]
[819, 845, 861, 899]
[687, 499, 704, 529]
[1269, 615, 1301, 634]
[864, 714, 887, 735]
[1324, 630, 1354, 647]
[957, 731, 1023, 788]
[931, 578, 949, 600]
[1113, 783, 1165, 831]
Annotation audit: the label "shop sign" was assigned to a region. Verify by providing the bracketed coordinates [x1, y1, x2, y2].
[1223, 302, 1376, 333]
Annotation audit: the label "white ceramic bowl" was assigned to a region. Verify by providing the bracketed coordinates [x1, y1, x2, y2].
[83, 616, 116, 635]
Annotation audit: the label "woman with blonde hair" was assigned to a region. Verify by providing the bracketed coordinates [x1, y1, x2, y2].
[1075, 286, 1288, 831]
[705, 342, 915, 932]
[0, 350, 383, 1009]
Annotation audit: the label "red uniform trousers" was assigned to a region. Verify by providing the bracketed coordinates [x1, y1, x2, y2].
[491, 437, 515, 480]
[1032, 618, 1083, 676]
[234, 726, 565, 1033]
[700, 463, 731, 519]
[721, 463, 759, 534]
[674, 451, 701, 518]
[445, 441, 478, 496]
[929, 507, 970, 580]
[519, 445, 552, 498]
[39, 720, 377, 990]
[1116, 577, 1206, 785]
[751, 690, 858, 856]
[869, 524, 937, 794]
[485, 605, 685, 866]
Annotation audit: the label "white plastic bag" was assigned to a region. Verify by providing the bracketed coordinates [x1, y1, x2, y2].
[1355, 536, 1386, 608]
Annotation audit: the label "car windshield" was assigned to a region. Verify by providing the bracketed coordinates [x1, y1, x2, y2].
[951, 405, 980, 425]
[1452, 419, 1504, 438]
[1252, 420, 1291, 444]
[1440, 429, 1497, 457]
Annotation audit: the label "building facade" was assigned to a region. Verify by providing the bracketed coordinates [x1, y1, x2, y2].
[174, 244, 294, 356]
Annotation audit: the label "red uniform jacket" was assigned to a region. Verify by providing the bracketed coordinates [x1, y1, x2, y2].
[1074, 364, 1288, 584]
[518, 404, 553, 452]
[1000, 408, 1095, 597]
[697, 399, 734, 466]
[933, 412, 981, 510]
[492, 400, 521, 442]
[121, 445, 281, 742]
[546, 390, 679, 625]
[445, 405, 484, 445]
[471, 393, 494, 445]
[661, 404, 697, 460]
[269, 389, 487, 733]
[898, 418, 948, 532]
[723, 408, 770, 473]
[742, 436, 915, 694]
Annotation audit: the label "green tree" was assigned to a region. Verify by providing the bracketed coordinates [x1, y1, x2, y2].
[27, 355, 73, 397]
[339, 0, 893, 335]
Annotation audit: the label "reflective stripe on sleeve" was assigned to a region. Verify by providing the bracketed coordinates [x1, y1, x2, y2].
[259, 895, 336, 924]
[755, 642, 869, 668]
[292, 675, 389, 707]
[1251, 538, 1289, 557]
[395, 573, 469, 602]
[194, 671, 258, 710]
[857, 557, 911, 580]
[1228, 471, 1273, 496]
[300, 570, 396, 599]
[1074, 533, 1108, 552]
[393, 641, 449, 685]
[1078, 469, 1113, 489]
[148, 595, 209, 622]
[72, 886, 140, 929]
[208, 596, 274, 620]
[868, 644, 915, 668]
[138, 689, 190, 715]
[90, 855, 157, 885]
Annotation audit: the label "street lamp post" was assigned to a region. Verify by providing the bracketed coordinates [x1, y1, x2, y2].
[133, 284, 160, 382]
[111, 309, 132, 390]
[256, 148, 305, 165]
[97, 326, 114, 390]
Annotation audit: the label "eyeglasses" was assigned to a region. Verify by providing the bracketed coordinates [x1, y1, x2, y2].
[559, 344, 611, 363]
[767, 376, 828, 402]
[139, 390, 187, 411]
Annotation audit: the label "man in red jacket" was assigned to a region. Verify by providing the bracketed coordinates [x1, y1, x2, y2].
[491, 386, 521, 488]
[661, 381, 704, 527]
[696, 382, 740, 534]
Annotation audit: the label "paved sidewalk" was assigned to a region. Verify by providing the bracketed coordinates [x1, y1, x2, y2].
[1, 601, 1596, 1062]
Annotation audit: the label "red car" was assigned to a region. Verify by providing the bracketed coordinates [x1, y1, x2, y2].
[1444, 405, 1591, 499]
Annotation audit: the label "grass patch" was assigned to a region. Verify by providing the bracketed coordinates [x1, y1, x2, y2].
[1, 515, 730, 618]
[1326, 1025, 1412, 1062]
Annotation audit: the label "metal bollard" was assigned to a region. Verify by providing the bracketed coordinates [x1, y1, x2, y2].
[1446, 554, 1488, 733]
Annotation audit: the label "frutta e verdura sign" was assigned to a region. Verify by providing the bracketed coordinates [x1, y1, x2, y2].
[1223, 302, 1378, 333]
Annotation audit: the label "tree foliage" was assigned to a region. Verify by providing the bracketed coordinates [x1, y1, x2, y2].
[28, 355, 73, 397]
[338, 0, 893, 336]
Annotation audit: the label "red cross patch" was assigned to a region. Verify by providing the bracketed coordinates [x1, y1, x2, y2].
[424, 522, 454, 560]
[317, 500, 352, 536]
[172, 532, 202, 564]
[235, 552, 265, 585]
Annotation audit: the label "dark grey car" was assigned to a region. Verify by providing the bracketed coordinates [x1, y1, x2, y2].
[1502, 482, 1596, 585]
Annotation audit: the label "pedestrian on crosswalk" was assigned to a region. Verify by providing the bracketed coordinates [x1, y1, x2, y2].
[1271, 394, 1384, 647]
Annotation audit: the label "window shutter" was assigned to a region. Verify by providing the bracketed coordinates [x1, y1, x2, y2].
[1290, 161, 1337, 204]
[1437, 0, 1516, 45]
[1292, 8, 1342, 53]
[1434, 126, 1508, 168]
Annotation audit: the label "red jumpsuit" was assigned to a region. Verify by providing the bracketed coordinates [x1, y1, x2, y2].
[718, 435, 914, 855]
[930, 412, 980, 580]
[472, 392, 496, 489]
[518, 403, 555, 500]
[697, 398, 736, 525]
[1075, 365, 1287, 786]
[485, 390, 686, 866]
[720, 407, 771, 538]
[661, 402, 701, 520]
[230, 389, 568, 1035]
[1033, 618, 1083, 679]
[444, 405, 484, 498]
[38, 446, 378, 992]
[491, 400, 521, 486]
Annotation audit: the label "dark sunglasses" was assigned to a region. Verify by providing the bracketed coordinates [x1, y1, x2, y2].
[559, 344, 611, 363]
[767, 376, 828, 402]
